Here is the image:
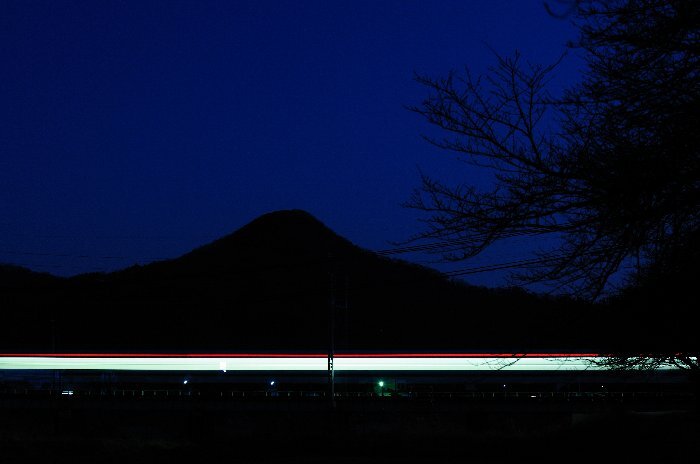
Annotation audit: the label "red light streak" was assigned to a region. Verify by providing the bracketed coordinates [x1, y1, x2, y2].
[0, 352, 599, 358]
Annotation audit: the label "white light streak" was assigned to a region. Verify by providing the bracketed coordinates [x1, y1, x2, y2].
[0, 356, 678, 371]
[0, 357, 327, 371]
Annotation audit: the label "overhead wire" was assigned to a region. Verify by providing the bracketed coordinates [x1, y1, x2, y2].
[375, 228, 562, 256]
[0, 224, 573, 282]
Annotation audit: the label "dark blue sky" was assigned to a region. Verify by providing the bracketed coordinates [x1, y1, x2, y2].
[1, 0, 583, 286]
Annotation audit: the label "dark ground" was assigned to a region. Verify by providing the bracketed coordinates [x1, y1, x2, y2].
[1, 397, 698, 463]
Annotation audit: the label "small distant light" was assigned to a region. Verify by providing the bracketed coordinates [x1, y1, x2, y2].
[378, 381, 384, 387]
[530, 395, 537, 398]
[270, 381, 275, 386]
[183, 380, 188, 385]
[503, 384, 507, 388]
[61, 390, 73, 396]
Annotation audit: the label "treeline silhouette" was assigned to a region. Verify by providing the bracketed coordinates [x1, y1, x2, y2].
[0, 210, 692, 353]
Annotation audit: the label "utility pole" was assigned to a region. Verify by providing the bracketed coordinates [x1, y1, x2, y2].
[51, 318, 59, 393]
[328, 252, 336, 409]
[343, 273, 349, 353]
[328, 253, 349, 410]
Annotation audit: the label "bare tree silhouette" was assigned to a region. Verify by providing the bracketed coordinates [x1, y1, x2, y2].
[408, 0, 699, 369]
[408, 0, 698, 300]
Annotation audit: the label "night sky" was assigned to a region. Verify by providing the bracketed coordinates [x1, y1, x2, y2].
[1, 0, 583, 287]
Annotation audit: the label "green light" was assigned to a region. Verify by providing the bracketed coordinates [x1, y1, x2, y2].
[378, 381, 384, 387]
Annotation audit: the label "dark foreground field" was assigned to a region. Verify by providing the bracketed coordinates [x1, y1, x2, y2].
[1, 396, 698, 463]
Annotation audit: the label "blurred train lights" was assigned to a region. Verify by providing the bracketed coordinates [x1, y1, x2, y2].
[0, 354, 684, 372]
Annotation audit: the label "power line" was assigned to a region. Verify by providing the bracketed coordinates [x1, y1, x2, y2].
[1, 220, 568, 270]
[0, 249, 167, 261]
[1, 247, 620, 315]
[445, 256, 563, 277]
[0, 225, 575, 280]
[0, 231, 539, 268]
[376, 227, 564, 256]
[0, 228, 219, 241]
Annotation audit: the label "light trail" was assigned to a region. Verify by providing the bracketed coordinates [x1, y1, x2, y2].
[0, 357, 325, 371]
[0, 352, 599, 358]
[0, 353, 675, 371]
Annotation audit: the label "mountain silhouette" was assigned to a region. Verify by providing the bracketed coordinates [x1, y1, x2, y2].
[0, 209, 647, 353]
